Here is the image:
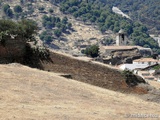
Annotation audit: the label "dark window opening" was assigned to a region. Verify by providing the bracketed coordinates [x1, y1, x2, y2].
[122, 34, 124, 41]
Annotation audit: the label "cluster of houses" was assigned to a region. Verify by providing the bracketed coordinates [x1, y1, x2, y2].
[99, 29, 160, 82]
[119, 58, 160, 82]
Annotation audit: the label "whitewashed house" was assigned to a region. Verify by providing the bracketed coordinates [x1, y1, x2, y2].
[133, 58, 158, 66]
[137, 71, 155, 81]
[119, 59, 160, 81]
[119, 58, 158, 71]
[119, 64, 149, 71]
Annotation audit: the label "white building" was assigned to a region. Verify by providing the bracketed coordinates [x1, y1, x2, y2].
[136, 71, 155, 81]
[119, 63, 149, 71]
[119, 58, 159, 71]
[133, 58, 158, 66]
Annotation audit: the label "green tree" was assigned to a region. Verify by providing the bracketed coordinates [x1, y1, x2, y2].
[82, 45, 99, 58]
[67, 23, 72, 29]
[48, 8, 54, 13]
[14, 5, 23, 13]
[54, 29, 62, 37]
[18, 19, 38, 39]
[62, 17, 68, 24]
[60, 24, 67, 32]
[38, 6, 45, 12]
[90, 16, 96, 22]
[6, 8, 14, 17]
[3, 4, 10, 13]
[0, 19, 38, 43]
[20, 0, 24, 5]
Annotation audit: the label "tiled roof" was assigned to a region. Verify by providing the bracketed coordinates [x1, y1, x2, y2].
[138, 71, 150, 74]
[144, 76, 155, 79]
[102, 46, 143, 50]
[133, 58, 158, 62]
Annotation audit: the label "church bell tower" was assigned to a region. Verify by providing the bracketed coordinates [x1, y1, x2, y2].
[116, 29, 128, 46]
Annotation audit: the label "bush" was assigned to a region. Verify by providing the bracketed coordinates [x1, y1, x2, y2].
[82, 45, 99, 58]
[3, 4, 14, 17]
[14, 5, 23, 13]
[39, 31, 52, 43]
[54, 29, 62, 37]
[48, 8, 54, 13]
[122, 70, 145, 87]
[38, 6, 45, 11]
[3, 4, 10, 13]
[0, 19, 38, 44]
[42, 15, 72, 37]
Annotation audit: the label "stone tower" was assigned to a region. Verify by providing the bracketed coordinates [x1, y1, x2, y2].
[116, 29, 128, 46]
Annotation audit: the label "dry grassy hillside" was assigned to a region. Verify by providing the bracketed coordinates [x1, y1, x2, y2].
[41, 50, 148, 94]
[0, 63, 160, 120]
[0, 0, 114, 54]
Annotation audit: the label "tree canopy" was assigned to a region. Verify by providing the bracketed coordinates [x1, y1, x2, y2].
[14, 5, 23, 13]
[82, 45, 99, 58]
[3, 4, 13, 17]
[0, 19, 38, 43]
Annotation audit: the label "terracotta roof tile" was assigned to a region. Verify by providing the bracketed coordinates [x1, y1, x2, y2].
[102, 46, 143, 50]
[133, 58, 158, 62]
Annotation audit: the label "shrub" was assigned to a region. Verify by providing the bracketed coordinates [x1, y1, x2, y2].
[14, 5, 23, 13]
[82, 45, 99, 58]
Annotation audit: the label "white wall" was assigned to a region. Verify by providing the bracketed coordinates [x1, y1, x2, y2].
[116, 34, 127, 46]
[119, 63, 149, 71]
[133, 61, 157, 66]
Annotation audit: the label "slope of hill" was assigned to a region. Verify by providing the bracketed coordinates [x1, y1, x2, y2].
[40, 50, 149, 94]
[0, 0, 159, 54]
[0, 63, 160, 119]
[100, 0, 160, 34]
[0, 0, 109, 55]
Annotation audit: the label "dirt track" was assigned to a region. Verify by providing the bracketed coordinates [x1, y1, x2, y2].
[0, 63, 160, 120]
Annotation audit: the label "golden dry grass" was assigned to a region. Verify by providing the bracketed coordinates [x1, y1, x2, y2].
[0, 63, 160, 120]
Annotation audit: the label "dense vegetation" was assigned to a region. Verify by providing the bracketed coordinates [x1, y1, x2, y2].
[40, 15, 72, 43]
[55, 0, 160, 53]
[0, 19, 37, 44]
[122, 70, 145, 87]
[81, 45, 99, 58]
[3, 4, 14, 18]
[99, 0, 160, 33]
[0, 0, 159, 54]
